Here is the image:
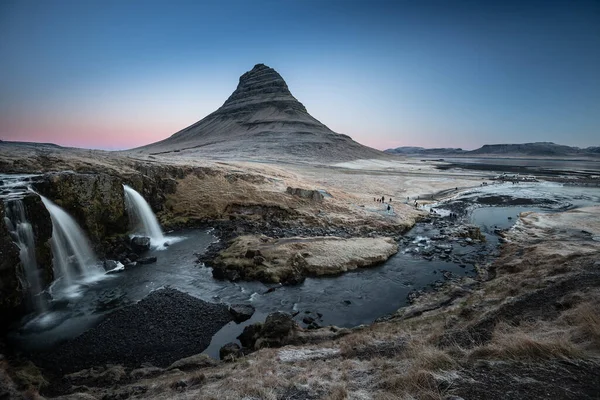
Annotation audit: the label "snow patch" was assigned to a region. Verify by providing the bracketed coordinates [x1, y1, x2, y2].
[278, 347, 340, 362]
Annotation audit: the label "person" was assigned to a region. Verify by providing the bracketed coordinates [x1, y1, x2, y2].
[374, 197, 376, 202]
[387, 204, 391, 213]
[381, 195, 385, 202]
[389, 198, 392, 202]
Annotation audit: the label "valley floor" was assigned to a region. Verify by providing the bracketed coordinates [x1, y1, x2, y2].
[1, 145, 599, 399]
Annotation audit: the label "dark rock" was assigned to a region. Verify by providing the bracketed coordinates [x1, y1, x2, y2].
[131, 236, 151, 252]
[137, 256, 157, 265]
[0, 195, 53, 322]
[263, 286, 279, 294]
[219, 342, 242, 361]
[212, 267, 240, 281]
[228, 304, 255, 323]
[262, 312, 295, 339]
[244, 249, 261, 258]
[0, 202, 23, 322]
[237, 323, 263, 348]
[104, 260, 119, 271]
[167, 354, 218, 371]
[343, 300, 352, 305]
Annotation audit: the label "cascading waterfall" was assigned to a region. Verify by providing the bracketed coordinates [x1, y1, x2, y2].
[123, 185, 166, 246]
[39, 195, 103, 286]
[3, 199, 47, 313]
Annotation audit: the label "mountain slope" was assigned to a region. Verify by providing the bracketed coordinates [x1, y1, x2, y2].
[132, 64, 385, 162]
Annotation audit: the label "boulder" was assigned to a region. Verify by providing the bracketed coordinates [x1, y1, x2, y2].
[262, 311, 295, 339]
[286, 187, 324, 202]
[104, 260, 119, 271]
[228, 304, 255, 323]
[167, 354, 218, 371]
[131, 236, 151, 252]
[219, 342, 242, 361]
[237, 323, 263, 348]
[137, 256, 157, 265]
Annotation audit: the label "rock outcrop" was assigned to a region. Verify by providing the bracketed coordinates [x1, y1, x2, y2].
[212, 235, 399, 283]
[0, 202, 24, 322]
[132, 64, 386, 162]
[286, 187, 324, 201]
[0, 194, 53, 323]
[34, 172, 129, 247]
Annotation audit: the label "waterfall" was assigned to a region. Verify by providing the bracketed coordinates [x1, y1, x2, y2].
[3, 200, 47, 313]
[123, 185, 166, 247]
[39, 195, 103, 286]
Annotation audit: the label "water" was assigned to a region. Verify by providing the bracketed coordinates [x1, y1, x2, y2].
[123, 185, 166, 247]
[439, 157, 600, 173]
[3, 199, 46, 313]
[39, 195, 105, 294]
[8, 181, 600, 359]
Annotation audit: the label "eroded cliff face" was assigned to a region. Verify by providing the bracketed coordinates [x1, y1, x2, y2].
[0, 195, 53, 323]
[33, 172, 129, 248]
[0, 202, 23, 322]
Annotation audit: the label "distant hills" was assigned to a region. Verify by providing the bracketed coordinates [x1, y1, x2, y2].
[385, 142, 600, 158]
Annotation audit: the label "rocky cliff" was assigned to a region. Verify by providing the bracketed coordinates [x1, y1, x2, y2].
[132, 64, 385, 162]
[0, 195, 53, 323]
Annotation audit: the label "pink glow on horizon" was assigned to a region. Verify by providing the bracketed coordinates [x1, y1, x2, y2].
[1, 119, 446, 152]
[1, 116, 187, 150]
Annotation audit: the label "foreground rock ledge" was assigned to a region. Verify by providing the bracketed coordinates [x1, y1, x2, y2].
[212, 235, 399, 283]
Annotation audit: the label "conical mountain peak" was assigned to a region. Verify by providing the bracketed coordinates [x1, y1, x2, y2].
[135, 64, 385, 162]
[218, 64, 307, 113]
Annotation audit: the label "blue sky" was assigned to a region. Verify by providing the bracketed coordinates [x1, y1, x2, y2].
[1, 0, 599, 150]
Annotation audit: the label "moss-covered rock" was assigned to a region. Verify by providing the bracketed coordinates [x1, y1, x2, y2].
[212, 235, 399, 284]
[34, 172, 129, 249]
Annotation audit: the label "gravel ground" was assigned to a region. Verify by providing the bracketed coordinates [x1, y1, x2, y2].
[35, 288, 232, 374]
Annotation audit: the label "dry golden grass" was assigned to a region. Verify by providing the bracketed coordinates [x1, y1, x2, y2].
[325, 384, 348, 399]
[469, 322, 583, 361]
[560, 300, 600, 350]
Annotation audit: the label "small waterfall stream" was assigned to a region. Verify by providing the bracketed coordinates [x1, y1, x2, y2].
[39, 195, 104, 289]
[123, 185, 166, 247]
[3, 199, 47, 313]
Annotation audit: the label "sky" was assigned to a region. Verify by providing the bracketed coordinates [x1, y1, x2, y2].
[0, 0, 599, 151]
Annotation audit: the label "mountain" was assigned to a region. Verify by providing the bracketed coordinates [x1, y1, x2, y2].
[469, 142, 579, 156]
[132, 64, 385, 162]
[384, 147, 464, 155]
[385, 142, 600, 158]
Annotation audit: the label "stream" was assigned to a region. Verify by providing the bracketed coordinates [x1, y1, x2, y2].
[6, 180, 600, 359]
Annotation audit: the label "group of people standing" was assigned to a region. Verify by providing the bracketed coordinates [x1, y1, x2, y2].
[374, 195, 393, 214]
